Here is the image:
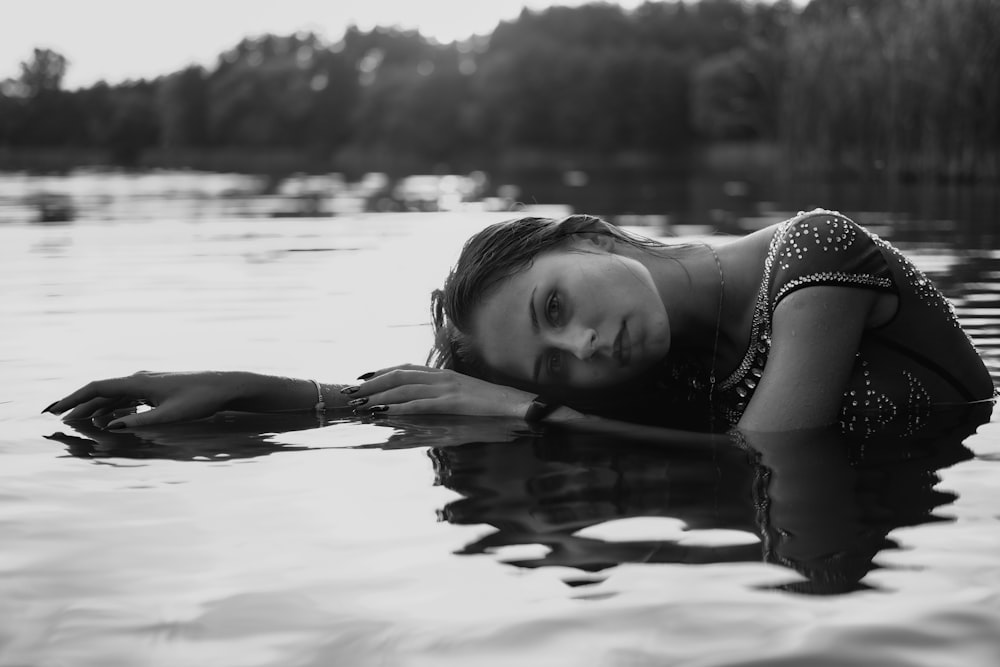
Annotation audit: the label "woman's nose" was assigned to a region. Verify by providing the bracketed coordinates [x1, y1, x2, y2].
[559, 326, 598, 360]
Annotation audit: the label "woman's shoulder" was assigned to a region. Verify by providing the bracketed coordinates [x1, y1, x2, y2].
[759, 208, 896, 303]
[716, 207, 896, 306]
[785, 207, 855, 224]
[765, 208, 887, 263]
[775, 208, 866, 244]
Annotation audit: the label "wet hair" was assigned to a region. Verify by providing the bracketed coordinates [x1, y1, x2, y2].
[427, 214, 683, 394]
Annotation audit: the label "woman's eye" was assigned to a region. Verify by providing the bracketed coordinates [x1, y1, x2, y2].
[546, 292, 562, 325]
[546, 351, 563, 376]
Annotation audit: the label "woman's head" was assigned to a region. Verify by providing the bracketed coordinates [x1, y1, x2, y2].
[430, 214, 672, 397]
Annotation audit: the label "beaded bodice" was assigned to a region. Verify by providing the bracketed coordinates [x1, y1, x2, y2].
[695, 209, 992, 437]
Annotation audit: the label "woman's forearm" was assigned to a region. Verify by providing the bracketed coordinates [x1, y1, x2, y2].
[45, 370, 358, 428]
[225, 372, 352, 413]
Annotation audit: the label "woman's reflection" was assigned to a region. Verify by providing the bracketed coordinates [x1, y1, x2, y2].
[431, 406, 990, 595]
[48, 404, 990, 595]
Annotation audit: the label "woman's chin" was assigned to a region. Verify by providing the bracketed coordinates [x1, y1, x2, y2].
[604, 365, 652, 389]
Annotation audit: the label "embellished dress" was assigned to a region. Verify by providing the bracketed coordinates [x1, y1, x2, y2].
[671, 209, 994, 437]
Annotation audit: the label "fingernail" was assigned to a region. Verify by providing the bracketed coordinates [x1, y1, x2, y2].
[357, 372, 375, 380]
[340, 385, 360, 395]
[347, 397, 368, 407]
[106, 422, 126, 431]
[41, 401, 59, 414]
[368, 404, 389, 413]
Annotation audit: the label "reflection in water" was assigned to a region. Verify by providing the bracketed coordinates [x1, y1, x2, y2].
[52, 402, 991, 596]
[939, 249, 1000, 383]
[46, 412, 324, 462]
[430, 407, 988, 595]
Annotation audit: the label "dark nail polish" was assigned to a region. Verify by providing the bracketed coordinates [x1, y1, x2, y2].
[106, 422, 126, 430]
[368, 404, 389, 413]
[347, 397, 368, 407]
[357, 372, 375, 380]
[41, 401, 59, 414]
[340, 385, 360, 395]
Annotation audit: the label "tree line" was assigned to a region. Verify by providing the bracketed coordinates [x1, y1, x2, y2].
[1, 0, 997, 181]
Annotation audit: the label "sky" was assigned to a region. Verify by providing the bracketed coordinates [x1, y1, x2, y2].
[0, 0, 651, 90]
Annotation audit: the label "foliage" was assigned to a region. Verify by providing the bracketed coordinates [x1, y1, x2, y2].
[19, 48, 68, 97]
[782, 0, 1000, 181]
[0, 0, 996, 180]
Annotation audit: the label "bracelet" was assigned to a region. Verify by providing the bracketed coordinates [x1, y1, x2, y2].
[524, 396, 560, 423]
[310, 379, 326, 414]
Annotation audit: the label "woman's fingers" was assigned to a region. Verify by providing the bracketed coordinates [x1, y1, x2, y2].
[349, 368, 451, 396]
[355, 364, 434, 381]
[350, 383, 507, 417]
[62, 396, 126, 422]
[44, 375, 150, 415]
[348, 369, 531, 418]
[90, 405, 139, 429]
[91, 405, 135, 419]
[104, 397, 212, 430]
[350, 383, 451, 408]
[356, 398, 451, 416]
[45, 371, 241, 429]
[347, 376, 472, 415]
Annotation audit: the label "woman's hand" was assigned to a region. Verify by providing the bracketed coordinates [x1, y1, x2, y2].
[346, 364, 566, 419]
[42, 370, 258, 429]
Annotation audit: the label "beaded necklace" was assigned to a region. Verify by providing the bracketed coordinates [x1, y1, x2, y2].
[705, 243, 725, 415]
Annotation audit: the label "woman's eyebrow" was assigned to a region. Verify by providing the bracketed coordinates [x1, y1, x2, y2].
[529, 287, 540, 333]
[529, 287, 543, 381]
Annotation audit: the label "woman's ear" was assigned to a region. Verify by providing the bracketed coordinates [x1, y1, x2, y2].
[557, 214, 616, 252]
[577, 231, 616, 252]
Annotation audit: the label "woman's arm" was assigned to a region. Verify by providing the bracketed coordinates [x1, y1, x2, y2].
[347, 365, 723, 447]
[737, 285, 890, 431]
[43, 371, 354, 428]
[341, 364, 550, 419]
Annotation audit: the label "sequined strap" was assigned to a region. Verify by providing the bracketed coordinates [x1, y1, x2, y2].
[717, 220, 783, 394]
[769, 211, 896, 307]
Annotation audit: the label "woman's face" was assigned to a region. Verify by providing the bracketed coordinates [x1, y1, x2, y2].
[469, 237, 670, 391]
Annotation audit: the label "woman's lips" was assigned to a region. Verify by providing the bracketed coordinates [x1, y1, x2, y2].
[614, 322, 631, 367]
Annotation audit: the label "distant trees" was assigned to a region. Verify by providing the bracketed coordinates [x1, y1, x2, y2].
[1, 48, 78, 147]
[782, 0, 1000, 182]
[18, 47, 68, 96]
[0, 0, 997, 181]
[103, 82, 160, 164]
[158, 66, 210, 148]
[470, 4, 698, 159]
[344, 27, 471, 165]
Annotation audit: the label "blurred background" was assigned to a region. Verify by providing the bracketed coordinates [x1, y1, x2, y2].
[0, 0, 998, 237]
[5, 7, 1000, 662]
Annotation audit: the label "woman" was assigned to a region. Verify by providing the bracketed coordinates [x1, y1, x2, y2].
[43, 209, 994, 435]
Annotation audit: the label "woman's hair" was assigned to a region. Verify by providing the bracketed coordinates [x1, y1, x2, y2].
[428, 213, 669, 377]
[427, 213, 711, 428]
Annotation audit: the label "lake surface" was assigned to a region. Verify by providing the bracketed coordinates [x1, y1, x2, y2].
[3, 176, 1000, 666]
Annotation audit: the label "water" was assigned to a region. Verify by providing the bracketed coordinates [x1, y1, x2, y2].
[3, 177, 1000, 665]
